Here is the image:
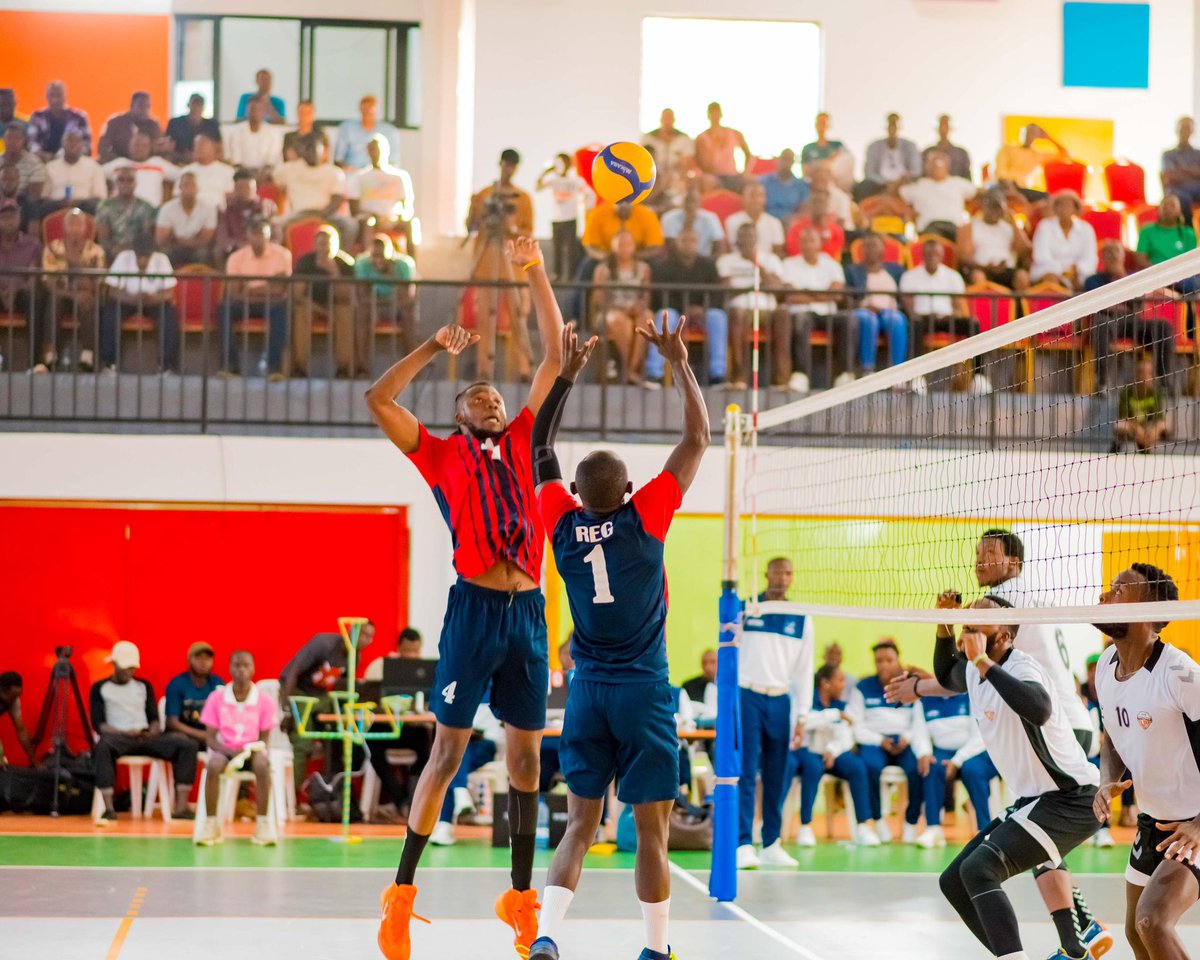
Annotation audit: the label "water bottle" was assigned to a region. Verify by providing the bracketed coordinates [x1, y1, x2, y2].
[535, 797, 550, 849]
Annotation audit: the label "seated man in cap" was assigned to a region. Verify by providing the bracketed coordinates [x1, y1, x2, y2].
[165, 641, 224, 751]
[90, 640, 200, 824]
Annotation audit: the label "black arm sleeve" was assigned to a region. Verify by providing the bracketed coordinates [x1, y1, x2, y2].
[142, 680, 158, 728]
[984, 666, 1052, 725]
[90, 683, 106, 730]
[532, 376, 573, 486]
[933, 632, 968, 693]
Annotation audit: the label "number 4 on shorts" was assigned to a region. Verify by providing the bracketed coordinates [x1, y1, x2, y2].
[441, 681, 457, 704]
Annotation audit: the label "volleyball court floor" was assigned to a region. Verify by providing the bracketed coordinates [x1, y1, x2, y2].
[5, 824, 1200, 960]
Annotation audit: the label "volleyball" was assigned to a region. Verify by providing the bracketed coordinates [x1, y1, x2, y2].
[591, 141, 657, 205]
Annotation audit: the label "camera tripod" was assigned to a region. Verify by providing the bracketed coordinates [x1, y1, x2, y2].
[31, 646, 94, 817]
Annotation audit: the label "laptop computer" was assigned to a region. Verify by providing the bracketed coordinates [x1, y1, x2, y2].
[382, 657, 438, 702]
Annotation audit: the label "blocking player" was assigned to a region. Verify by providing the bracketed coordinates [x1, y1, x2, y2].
[367, 237, 562, 960]
[527, 315, 709, 960]
[1093, 564, 1197, 960]
[934, 595, 1105, 960]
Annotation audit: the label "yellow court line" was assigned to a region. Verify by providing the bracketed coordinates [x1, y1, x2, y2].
[104, 885, 147, 960]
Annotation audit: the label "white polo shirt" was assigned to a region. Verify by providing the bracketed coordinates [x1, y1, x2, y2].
[899, 263, 965, 317]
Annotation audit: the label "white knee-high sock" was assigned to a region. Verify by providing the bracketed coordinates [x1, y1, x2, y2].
[538, 886, 574, 942]
[640, 898, 671, 954]
[998, 952, 1029, 960]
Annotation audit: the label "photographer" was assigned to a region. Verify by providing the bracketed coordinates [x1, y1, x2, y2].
[0, 672, 35, 767]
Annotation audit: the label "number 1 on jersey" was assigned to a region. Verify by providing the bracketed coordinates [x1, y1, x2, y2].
[584, 544, 615, 604]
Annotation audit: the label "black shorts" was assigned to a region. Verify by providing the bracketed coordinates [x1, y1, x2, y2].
[1003, 786, 1100, 868]
[1127, 812, 1200, 892]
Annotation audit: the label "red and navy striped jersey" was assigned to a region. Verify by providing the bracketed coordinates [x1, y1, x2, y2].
[539, 471, 682, 683]
[406, 407, 545, 583]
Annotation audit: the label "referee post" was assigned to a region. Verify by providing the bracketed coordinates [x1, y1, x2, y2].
[710, 403, 743, 902]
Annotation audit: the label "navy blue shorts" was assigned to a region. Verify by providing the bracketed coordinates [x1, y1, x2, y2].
[560, 678, 679, 805]
[432, 580, 548, 731]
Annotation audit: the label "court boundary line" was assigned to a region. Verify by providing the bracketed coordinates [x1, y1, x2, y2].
[668, 862, 829, 960]
[103, 885, 146, 960]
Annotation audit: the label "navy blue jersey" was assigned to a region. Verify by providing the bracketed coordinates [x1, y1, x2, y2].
[539, 472, 682, 683]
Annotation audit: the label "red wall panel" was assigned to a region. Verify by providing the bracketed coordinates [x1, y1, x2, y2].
[0, 502, 408, 759]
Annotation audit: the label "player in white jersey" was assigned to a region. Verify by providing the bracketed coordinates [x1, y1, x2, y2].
[935, 595, 1105, 960]
[1092, 564, 1199, 960]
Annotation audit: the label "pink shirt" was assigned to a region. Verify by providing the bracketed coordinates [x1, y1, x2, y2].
[226, 242, 292, 290]
[200, 683, 277, 751]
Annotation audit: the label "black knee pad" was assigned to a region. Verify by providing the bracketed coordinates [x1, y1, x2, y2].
[959, 841, 1012, 894]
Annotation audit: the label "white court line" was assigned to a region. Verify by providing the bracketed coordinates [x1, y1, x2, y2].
[668, 862, 828, 960]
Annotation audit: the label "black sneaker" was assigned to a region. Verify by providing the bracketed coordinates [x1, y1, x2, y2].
[172, 809, 195, 821]
[96, 809, 117, 826]
[529, 938, 560, 960]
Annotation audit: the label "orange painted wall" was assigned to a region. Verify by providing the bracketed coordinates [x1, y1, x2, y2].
[0, 12, 170, 152]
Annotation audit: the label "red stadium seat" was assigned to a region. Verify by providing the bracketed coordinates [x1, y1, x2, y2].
[174, 264, 223, 333]
[42, 208, 96, 246]
[748, 156, 776, 176]
[699, 189, 744, 225]
[1042, 160, 1088, 197]
[965, 281, 1016, 333]
[1082, 207, 1124, 245]
[848, 235, 906, 266]
[284, 217, 325, 260]
[908, 234, 957, 270]
[1103, 159, 1146, 208]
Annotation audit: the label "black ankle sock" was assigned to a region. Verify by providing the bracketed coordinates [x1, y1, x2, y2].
[395, 829, 430, 886]
[1051, 908, 1086, 958]
[508, 788, 540, 891]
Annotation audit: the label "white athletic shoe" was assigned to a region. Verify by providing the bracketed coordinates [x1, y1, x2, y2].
[1094, 826, 1115, 849]
[251, 818, 276, 847]
[195, 819, 222, 846]
[834, 371, 856, 387]
[796, 825, 817, 848]
[855, 824, 882, 847]
[970, 373, 994, 395]
[787, 372, 810, 393]
[901, 823, 919, 845]
[452, 786, 475, 821]
[916, 826, 946, 849]
[758, 840, 799, 867]
[429, 821, 457, 847]
[909, 375, 928, 395]
[736, 844, 760, 870]
[875, 819, 893, 843]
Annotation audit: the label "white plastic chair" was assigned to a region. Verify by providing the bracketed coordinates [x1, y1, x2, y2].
[360, 748, 418, 821]
[255, 679, 296, 822]
[880, 766, 910, 834]
[91, 695, 174, 824]
[192, 742, 282, 841]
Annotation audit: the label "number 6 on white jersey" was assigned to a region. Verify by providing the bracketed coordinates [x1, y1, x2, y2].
[583, 544, 615, 604]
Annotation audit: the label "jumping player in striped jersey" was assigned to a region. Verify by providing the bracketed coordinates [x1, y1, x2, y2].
[1093, 564, 1199, 960]
[367, 237, 563, 960]
[527, 316, 709, 960]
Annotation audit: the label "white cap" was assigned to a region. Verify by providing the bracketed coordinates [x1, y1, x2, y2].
[107, 640, 140, 670]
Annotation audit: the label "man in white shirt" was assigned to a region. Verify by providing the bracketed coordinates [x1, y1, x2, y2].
[44, 129, 106, 212]
[641, 108, 693, 169]
[724, 182, 785, 257]
[348, 134, 414, 240]
[99, 239, 178, 372]
[102, 132, 178, 208]
[274, 139, 356, 243]
[180, 135, 235, 210]
[156, 171, 217, 266]
[899, 151, 977, 240]
[780, 226, 858, 391]
[1031, 190, 1097, 290]
[957, 188, 1031, 290]
[224, 99, 283, 178]
[716, 221, 786, 389]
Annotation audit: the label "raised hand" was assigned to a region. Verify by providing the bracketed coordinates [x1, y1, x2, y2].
[508, 236, 543, 268]
[636, 311, 689, 365]
[434, 323, 481, 356]
[559, 321, 599, 382]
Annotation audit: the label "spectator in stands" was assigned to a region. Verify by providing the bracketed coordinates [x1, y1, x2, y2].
[846, 232, 909, 375]
[648, 226, 728, 385]
[0, 89, 26, 146]
[591, 230, 652, 385]
[922, 115, 971, 180]
[215, 169, 276, 263]
[348, 135, 415, 245]
[225, 99, 283, 180]
[165, 94, 221, 165]
[1115, 353, 1169, 452]
[899, 151, 976, 241]
[788, 664, 880, 847]
[155, 171, 217, 267]
[336, 95, 401, 170]
[196, 649, 278, 846]
[220, 216, 292, 380]
[98, 92, 162, 164]
[363, 627, 424, 681]
[759, 149, 809, 226]
[957, 187, 1031, 290]
[913, 693, 998, 847]
[781, 225, 857, 389]
[994, 123, 1069, 202]
[1085, 241, 1176, 385]
[96, 166, 157, 258]
[0, 672, 34, 766]
[822, 642, 857, 691]
[90, 640, 197, 823]
[100, 238, 178, 373]
[1030, 190, 1097, 290]
[283, 100, 329, 163]
[28, 81, 91, 160]
[682, 649, 717, 716]
[860, 113, 921, 200]
[1137, 192, 1198, 266]
[0, 164, 33, 232]
[724, 181, 785, 257]
[808, 164, 854, 227]
[44, 130, 106, 214]
[180, 136, 235, 211]
[718, 221, 785, 390]
[900, 238, 983, 387]
[38, 206, 106, 372]
[660, 183, 724, 258]
[785, 189, 846, 261]
[4, 124, 46, 201]
[695, 101, 752, 189]
[643, 108, 693, 170]
[291, 225, 356, 378]
[581, 197, 663, 262]
[104, 132, 178, 208]
[800, 112, 846, 178]
[274, 140, 355, 243]
[847, 639, 923, 843]
[1160, 116, 1200, 221]
[236, 69, 285, 123]
[164, 641, 223, 748]
[0, 199, 41, 335]
[353, 233, 415, 356]
[535, 153, 586, 282]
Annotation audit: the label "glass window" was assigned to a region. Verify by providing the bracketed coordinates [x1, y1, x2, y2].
[217, 18, 302, 121]
[312, 26, 389, 122]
